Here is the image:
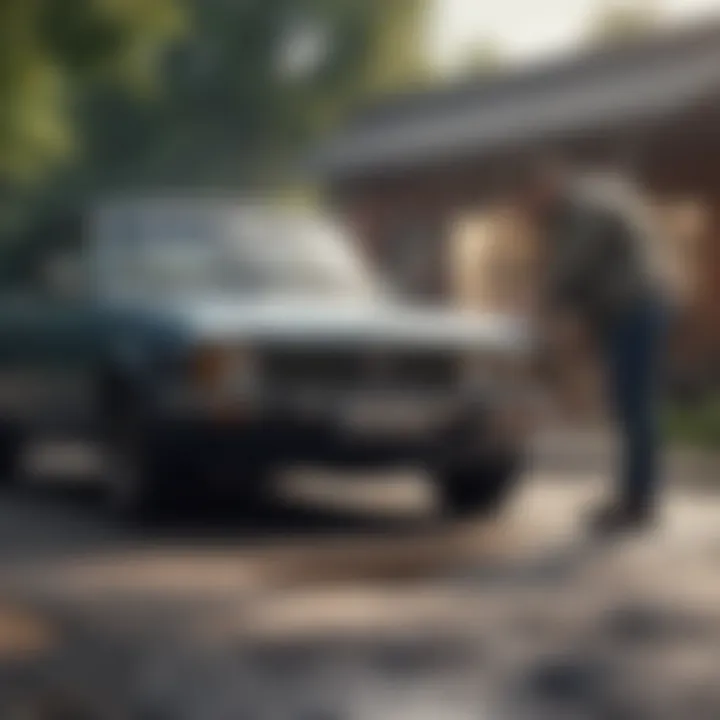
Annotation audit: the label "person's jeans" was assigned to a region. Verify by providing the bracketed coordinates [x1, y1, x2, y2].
[603, 299, 668, 514]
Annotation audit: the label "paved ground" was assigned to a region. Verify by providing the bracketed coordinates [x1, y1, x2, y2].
[1, 439, 720, 719]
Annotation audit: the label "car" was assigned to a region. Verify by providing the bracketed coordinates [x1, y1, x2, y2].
[0, 198, 535, 520]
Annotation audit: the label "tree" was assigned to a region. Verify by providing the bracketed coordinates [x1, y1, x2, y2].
[2, 0, 430, 242]
[0, 0, 185, 185]
[49, 0, 431, 196]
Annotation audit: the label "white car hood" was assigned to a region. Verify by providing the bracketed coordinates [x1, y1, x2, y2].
[157, 295, 531, 353]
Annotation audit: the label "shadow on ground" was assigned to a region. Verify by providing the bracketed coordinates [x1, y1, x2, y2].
[2, 453, 720, 718]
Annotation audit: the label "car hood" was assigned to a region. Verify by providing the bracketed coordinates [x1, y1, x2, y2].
[147, 295, 531, 353]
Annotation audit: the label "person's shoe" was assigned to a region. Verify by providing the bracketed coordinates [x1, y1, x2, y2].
[587, 502, 654, 536]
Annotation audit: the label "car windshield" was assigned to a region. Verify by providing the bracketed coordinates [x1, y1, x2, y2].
[101, 205, 378, 298]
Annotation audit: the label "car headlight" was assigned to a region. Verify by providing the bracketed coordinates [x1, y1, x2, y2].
[194, 345, 258, 397]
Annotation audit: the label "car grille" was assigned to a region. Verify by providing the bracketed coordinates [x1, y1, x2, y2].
[260, 348, 458, 392]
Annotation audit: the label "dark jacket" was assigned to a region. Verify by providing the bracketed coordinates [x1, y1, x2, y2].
[541, 177, 666, 331]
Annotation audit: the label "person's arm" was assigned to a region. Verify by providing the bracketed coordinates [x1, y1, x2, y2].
[532, 205, 606, 415]
[541, 204, 608, 313]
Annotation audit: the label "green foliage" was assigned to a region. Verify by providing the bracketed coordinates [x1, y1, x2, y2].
[81, 0, 432, 189]
[0, 0, 429, 236]
[0, 0, 184, 185]
[34, 0, 432, 201]
[47, 0, 185, 92]
[664, 397, 720, 449]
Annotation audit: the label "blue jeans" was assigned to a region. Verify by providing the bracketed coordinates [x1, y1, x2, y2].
[603, 299, 668, 513]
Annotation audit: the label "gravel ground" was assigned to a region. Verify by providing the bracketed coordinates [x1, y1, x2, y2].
[0, 440, 719, 719]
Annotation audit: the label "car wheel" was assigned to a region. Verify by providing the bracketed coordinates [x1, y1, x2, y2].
[437, 450, 522, 519]
[0, 422, 24, 489]
[105, 427, 202, 522]
[227, 463, 274, 517]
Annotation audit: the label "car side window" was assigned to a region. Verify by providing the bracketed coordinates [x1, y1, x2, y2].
[3, 241, 88, 301]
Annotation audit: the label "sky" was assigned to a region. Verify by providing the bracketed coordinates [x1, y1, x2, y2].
[430, 0, 720, 71]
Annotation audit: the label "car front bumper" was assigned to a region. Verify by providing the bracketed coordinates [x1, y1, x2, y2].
[146, 390, 531, 479]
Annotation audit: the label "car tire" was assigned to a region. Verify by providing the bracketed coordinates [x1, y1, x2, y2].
[105, 426, 203, 523]
[228, 463, 274, 517]
[437, 450, 522, 519]
[0, 422, 24, 489]
[106, 423, 273, 523]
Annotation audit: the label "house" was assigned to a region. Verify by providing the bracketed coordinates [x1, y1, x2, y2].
[314, 22, 720, 384]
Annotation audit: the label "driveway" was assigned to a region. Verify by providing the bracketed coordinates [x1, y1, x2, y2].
[0, 436, 719, 719]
